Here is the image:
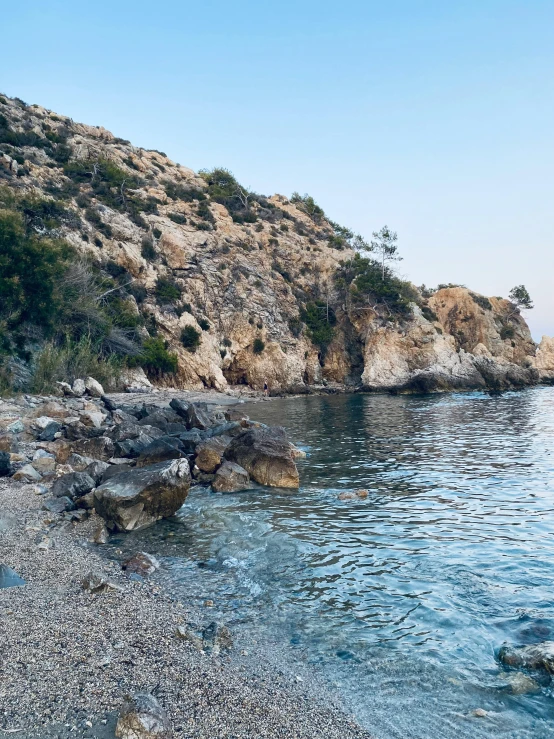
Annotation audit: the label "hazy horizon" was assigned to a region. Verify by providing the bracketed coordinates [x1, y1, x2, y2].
[3, 1, 552, 340]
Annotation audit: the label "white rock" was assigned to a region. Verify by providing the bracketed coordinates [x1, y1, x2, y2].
[72, 379, 86, 397]
[34, 416, 56, 430]
[84, 377, 105, 397]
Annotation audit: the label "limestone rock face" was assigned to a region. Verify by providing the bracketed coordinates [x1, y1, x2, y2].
[534, 336, 554, 383]
[94, 459, 191, 531]
[225, 427, 299, 488]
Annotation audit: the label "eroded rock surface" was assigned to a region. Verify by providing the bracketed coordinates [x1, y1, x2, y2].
[225, 426, 299, 488]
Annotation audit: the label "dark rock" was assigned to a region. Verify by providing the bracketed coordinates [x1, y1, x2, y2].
[0, 433, 17, 453]
[164, 423, 189, 436]
[114, 433, 156, 459]
[37, 420, 62, 441]
[0, 564, 25, 589]
[100, 464, 133, 484]
[72, 436, 115, 461]
[204, 421, 242, 439]
[122, 552, 160, 578]
[94, 459, 191, 532]
[169, 398, 212, 430]
[223, 409, 250, 425]
[74, 491, 96, 509]
[115, 693, 170, 739]
[176, 429, 205, 453]
[84, 460, 110, 485]
[111, 423, 144, 442]
[212, 461, 251, 493]
[52, 472, 95, 499]
[82, 571, 122, 593]
[194, 471, 215, 484]
[0, 451, 12, 477]
[136, 437, 184, 467]
[498, 642, 554, 673]
[43, 496, 75, 513]
[195, 435, 231, 473]
[202, 621, 233, 654]
[225, 426, 299, 488]
[138, 409, 181, 429]
[101, 395, 118, 412]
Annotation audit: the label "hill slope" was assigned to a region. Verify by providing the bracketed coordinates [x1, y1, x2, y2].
[0, 93, 552, 393]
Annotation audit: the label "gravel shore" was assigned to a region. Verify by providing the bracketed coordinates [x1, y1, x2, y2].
[0, 477, 371, 739]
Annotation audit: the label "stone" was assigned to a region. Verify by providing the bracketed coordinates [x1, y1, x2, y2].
[84, 460, 110, 484]
[0, 564, 25, 589]
[93, 524, 109, 544]
[498, 671, 540, 695]
[7, 419, 24, 434]
[211, 461, 251, 493]
[338, 489, 369, 501]
[37, 421, 62, 442]
[33, 401, 69, 419]
[73, 436, 115, 461]
[32, 449, 55, 461]
[176, 430, 204, 453]
[169, 398, 212, 430]
[72, 379, 86, 397]
[43, 496, 75, 514]
[175, 626, 203, 650]
[225, 426, 299, 488]
[290, 444, 307, 459]
[115, 693, 170, 739]
[202, 621, 233, 654]
[195, 435, 231, 473]
[34, 416, 57, 430]
[56, 381, 74, 395]
[115, 433, 157, 459]
[0, 451, 12, 477]
[52, 472, 95, 499]
[75, 490, 96, 509]
[82, 571, 122, 593]
[80, 410, 106, 428]
[67, 453, 95, 471]
[12, 464, 42, 482]
[84, 376, 105, 397]
[93, 459, 191, 532]
[498, 641, 554, 673]
[101, 395, 119, 412]
[136, 437, 184, 467]
[0, 433, 16, 453]
[204, 421, 242, 439]
[122, 552, 160, 578]
[33, 456, 56, 475]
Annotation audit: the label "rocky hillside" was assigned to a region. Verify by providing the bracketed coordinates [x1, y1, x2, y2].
[1, 92, 552, 393]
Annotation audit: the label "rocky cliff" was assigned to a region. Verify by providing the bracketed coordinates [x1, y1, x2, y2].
[0, 93, 551, 394]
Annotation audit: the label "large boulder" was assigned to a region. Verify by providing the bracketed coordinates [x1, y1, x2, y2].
[498, 642, 554, 673]
[72, 436, 114, 461]
[195, 435, 231, 473]
[212, 461, 251, 493]
[94, 459, 191, 531]
[84, 376, 105, 397]
[136, 437, 184, 467]
[52, 472, 95, 499]
[224, 426, 299, 488]
[169, 398, 212, 430]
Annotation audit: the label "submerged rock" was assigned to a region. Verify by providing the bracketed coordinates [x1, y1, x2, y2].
[212, 461, 251, 493]
[225, 426, 299, 488]
[115, 693, 170, 738]
[498, 641, 554, 673]
[94, 459, 191, 532]
[0, 564, 25, 589]
[122, 552, 160, 578]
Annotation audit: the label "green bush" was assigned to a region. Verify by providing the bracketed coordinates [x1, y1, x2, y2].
[155, 277, 181, 304]
[300, 302, 335, 358]
[253, 338, 265, 354]
[141, 236, 156, 260]
[164, 181, 206, 202]
[335, 255, 416, 317]
[198, 318, 210, 331]
[500, 324, 515, 340]
[288, 316, 303, 337]
[168, 212, 187, 224]
[153, 227, 162, 239]
[181, 326, 201, 352]
[470, 293, 492, 311]
[137, 337, 178, 376]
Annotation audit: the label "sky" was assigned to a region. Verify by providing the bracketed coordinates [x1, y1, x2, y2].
[2, 1, 553, 339]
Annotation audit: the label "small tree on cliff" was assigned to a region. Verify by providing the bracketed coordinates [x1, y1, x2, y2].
[508, 285, 533, 312]
[371, 226, 401, 280]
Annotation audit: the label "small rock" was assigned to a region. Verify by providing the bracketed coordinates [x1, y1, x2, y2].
[115, 693, 170, 738]
[34, 416, 57, 431]
[33, 456, 56, 475]
[202, 621, 233, 654]
[72, 379, 86, 397]
[84, 377, 105, 397]
[7, 419, 24, 434]
[67, 453, 95, 471]
[82, 571, 122, 593]
[212, 461, 251, 493]
[175, 626, 203, 650]
[84, 459, 110, 484]
[37, 421, 62, 442]
[498, 641, 554, 673]
[43, 496, 75, 514]
[472, 708, 488, 718]
[93, 525, 109, 545]
[122, 552, 160, 578]
[12, 464, 42, 482]
[32, 484, 49, 495]
[498, 671, 540, 695]
[52, 471, 95, 499]
[80, 410, 106, 428]
[56, 381, 74, 396]
[0, 564, 25, 589]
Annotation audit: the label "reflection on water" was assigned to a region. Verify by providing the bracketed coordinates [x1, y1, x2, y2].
[114, 388, 554, 738]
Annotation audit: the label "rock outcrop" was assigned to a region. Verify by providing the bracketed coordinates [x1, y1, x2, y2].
[225, 427, 300, 488]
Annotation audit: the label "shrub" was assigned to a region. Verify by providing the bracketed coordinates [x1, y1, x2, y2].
[470, 293, 492, 311]
[138, 337, 178, 376]
[153, 227, 162, 239]
[164, 181, 206, 202]
[141, 236, 156, 260]
[181, 326, 201, 352]
[288, 316, 303, 337]
[155, 277, 181, 304]
[290, 192, 325, 222]
[198, 318, 210, 331]
[300, 302, 336, 358]
[253, 338, 265, 354]
[222, 337, 232, 347]
[168, 212, 187, 224]
[421, 305, 438, 323]
[500, 324, 515, 340]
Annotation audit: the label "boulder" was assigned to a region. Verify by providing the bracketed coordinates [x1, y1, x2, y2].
[212, 461, 251, 493]
[115, 693, 170, 739]
[224, 426, 299, 488]
[0, 451, 12, 477]
[84, 460, 110, 484]
[37, 420, 62, 442]
[0, 433, 16, 453]
[80, 410, 106, 428]
[12, 464, 42, 482]
[136, 437, 184, 467]
[52, 472, 95, 499]
[84, 376, 105, 397]
[169, 398, 212, 430]
[94, 459, 191, 532]
[0, 565, 25, 589]
[72, 436, 114, 461]
[115, 433, 157, 459]
[195, 436, 231, 473]
[43, 496, 75, 514]
[72, 379, 86, 397]
[176, 429, 204, 453]
[122, 552, 160, 578]
[32, 456, 56, 476]
[204, 421, 242, 439]
[67, 453, 95, 471]
[498, 642, 554, 673]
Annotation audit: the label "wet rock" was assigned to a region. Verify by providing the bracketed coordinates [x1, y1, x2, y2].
[224, 408, 250, 425]
[0, 451, 12, 477]
[225, 426, 299, 488]
[43, 496, 75, 514]
[212, 461, 251, 493]
[195, 435, 231, 473]
[202, 621, 233, 654]
[498, 671, 540, 695]
[12, 464, 42, 482]
[52, 472, 95, 499]
[498, 641, 554, 673]
[136, 437, 184, 467]
[94, 458, 191, 532]
[84, 376, 104, 397]
[84, 459, 110, 484]
[115, 693, 170, 738]
[82, 571, 122, 593]
[72, 379, 86, 397]
[0, 564, 25, 589]
[122, 552, 160, 578]
[338, 489, 369, 501]
[73, 436, 115, 461]
[290, 444, 307, 459]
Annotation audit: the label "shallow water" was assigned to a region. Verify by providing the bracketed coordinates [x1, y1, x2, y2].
[115, 388, 554, 738]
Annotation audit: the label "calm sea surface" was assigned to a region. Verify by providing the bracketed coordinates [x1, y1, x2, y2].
[115, 388, 554, 738]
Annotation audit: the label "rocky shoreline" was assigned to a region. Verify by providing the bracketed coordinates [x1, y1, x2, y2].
[0, 384, 371, 738]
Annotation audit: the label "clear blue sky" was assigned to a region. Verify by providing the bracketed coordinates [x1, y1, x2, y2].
[2, 1, 553, 339]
